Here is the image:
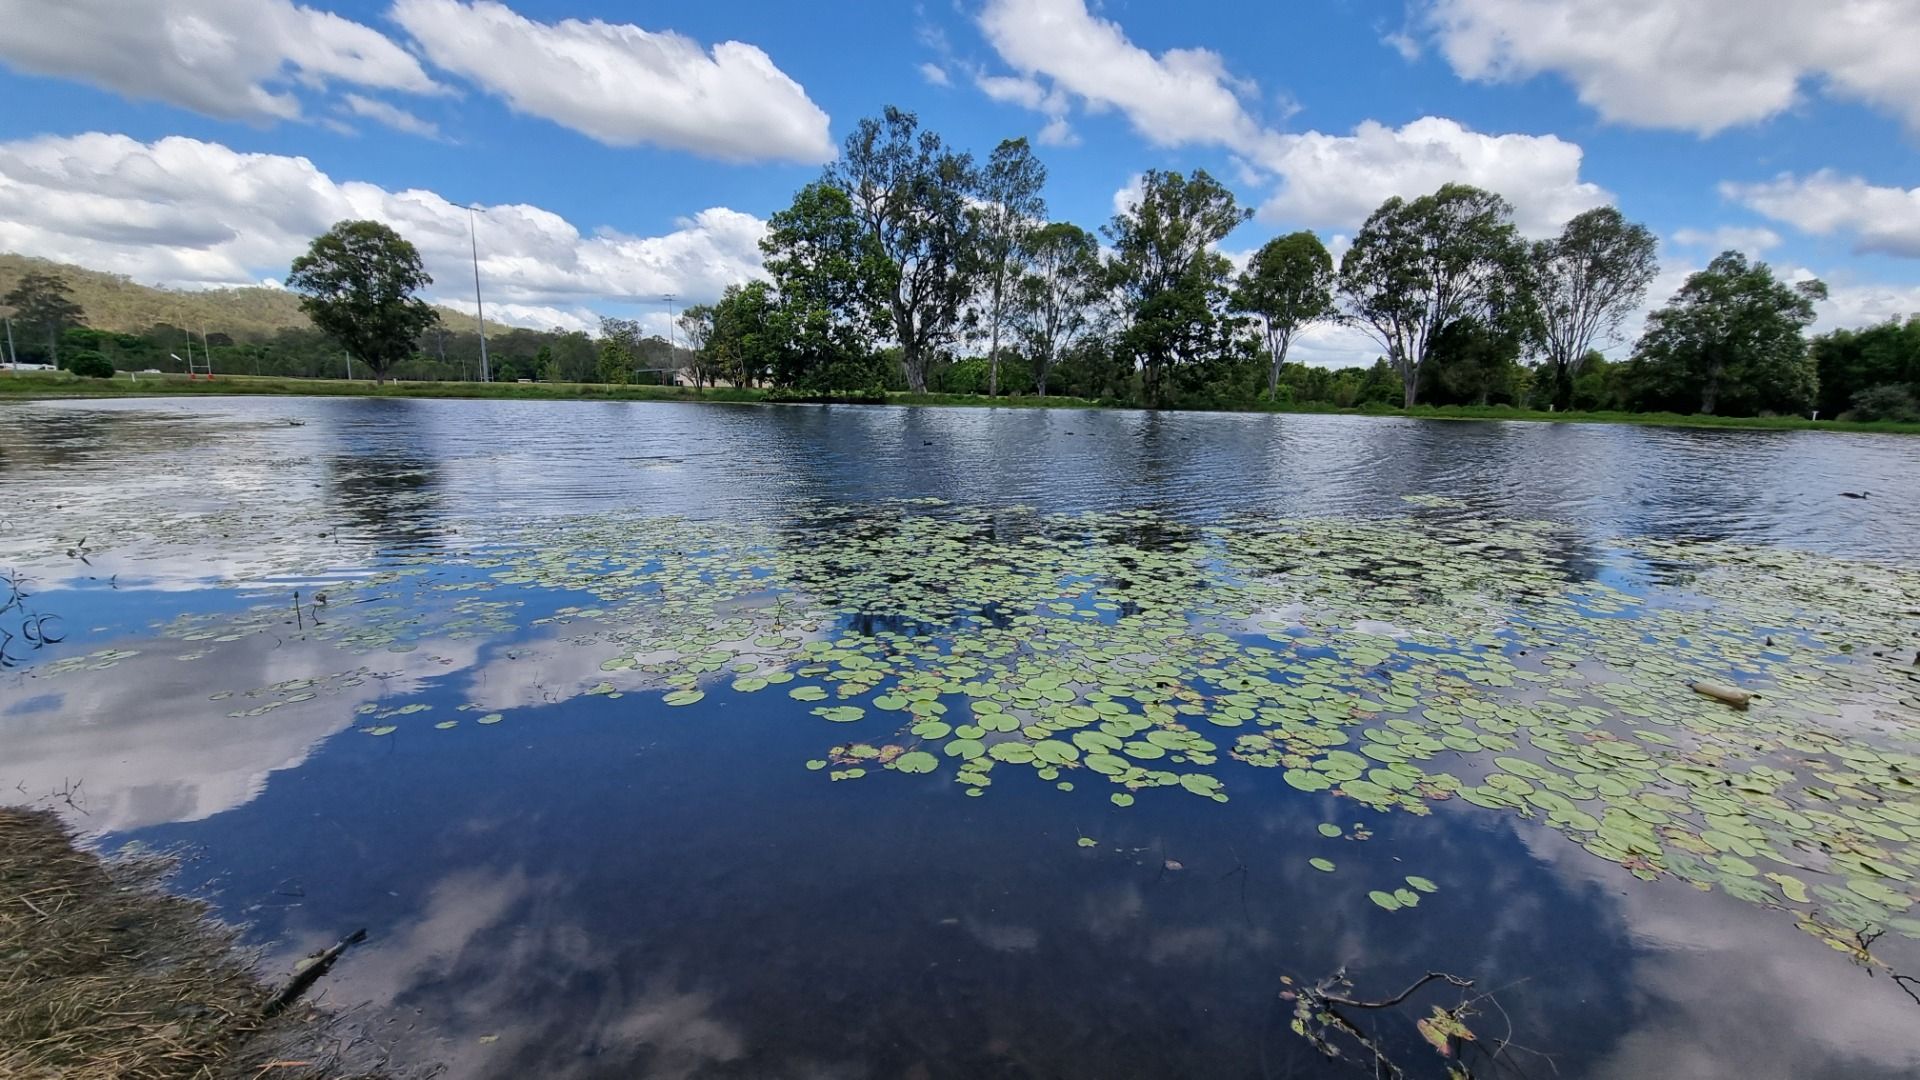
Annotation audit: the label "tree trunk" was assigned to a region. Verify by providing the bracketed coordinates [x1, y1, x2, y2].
[1402, 358, 1419, 409]
[1552, 360, 1575, 412]
[1268, 327, 1290, 401]
[902, 341, 927, 393]
[987, 281, 1002, 398]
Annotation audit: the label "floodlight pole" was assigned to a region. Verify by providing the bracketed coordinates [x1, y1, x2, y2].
[468, 205, 490, 383]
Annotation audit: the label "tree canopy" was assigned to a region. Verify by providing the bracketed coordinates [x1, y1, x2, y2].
[1105, 169, 1250, 406]
[286, 221, 438, 385]
[1626, 251, 1825, 415]
[2, 271, 87, 363]
[1529, 207, 1659, 410]
[1339, 184, 1527, 408]
[1233, 232, 1335, 401]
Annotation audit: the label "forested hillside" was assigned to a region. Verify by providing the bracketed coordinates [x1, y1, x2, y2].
[0, 252, 520, 339]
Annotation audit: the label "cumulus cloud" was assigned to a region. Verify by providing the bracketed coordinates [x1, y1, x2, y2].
[977, 0, 1264, 150]
[0, 0, 438, 121]
[1670, 225, 1782, 257]
[341, 93, 445, 140]
[1255, 117, 1609, 237]
[0, 132, 768, 321]
[1723, 172, 1920, 259]
[1425, 0, 1920, 134]
[918, 62, 951, 87]
[389, 0, 833, 163]
[973, 0, 1607, 236]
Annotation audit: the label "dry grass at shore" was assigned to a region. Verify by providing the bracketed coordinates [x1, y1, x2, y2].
[0, 808, 397, 1080]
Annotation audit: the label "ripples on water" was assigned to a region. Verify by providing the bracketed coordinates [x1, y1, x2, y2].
[1, 396, 1918, 1080]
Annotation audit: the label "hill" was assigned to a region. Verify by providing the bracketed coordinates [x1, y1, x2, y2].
[0, 252, 525, 340]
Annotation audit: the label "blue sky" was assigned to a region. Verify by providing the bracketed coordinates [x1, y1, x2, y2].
[1, 0, 1917, 362]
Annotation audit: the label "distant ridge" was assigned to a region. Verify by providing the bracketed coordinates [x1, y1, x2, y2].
[0, 252, 528, 339]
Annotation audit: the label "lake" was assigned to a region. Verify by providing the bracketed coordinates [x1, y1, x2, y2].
[2, 396, 1918, 1080]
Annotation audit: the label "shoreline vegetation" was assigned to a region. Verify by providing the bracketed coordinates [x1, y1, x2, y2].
[0, 807, 390, 1080]
[3, 370, 1916, 435]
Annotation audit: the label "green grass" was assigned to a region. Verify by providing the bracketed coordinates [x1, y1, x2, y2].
[3, 370, 1915, 434]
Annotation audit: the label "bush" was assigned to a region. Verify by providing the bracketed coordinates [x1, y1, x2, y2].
[65, 352, 115, 379]
[1847, 384, 1920, 422]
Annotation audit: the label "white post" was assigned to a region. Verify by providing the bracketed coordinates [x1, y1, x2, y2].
[4, 317, 15, 370]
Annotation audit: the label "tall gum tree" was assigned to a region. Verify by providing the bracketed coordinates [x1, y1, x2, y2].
[1530, 207, 1659, 411]
[1104, 169, 1249, 407]
[1338, 184, 1527, 409]
[827, 107, 978, 393]
[1232, 231, 1334, 401]
[974, 137, 1046, 398]
[1014, 222, 1103, 397]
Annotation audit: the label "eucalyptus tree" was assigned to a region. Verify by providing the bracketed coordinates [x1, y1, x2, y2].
[1337, 184, 1527, 408]
[707, 282, 781, 388]
[1529, 207, 1659, 410]
[973, 137, 1047, 397]
[1104, 169, 1250, 406]
[1013, 222, 1103, 397]
[1232, 231, 1335, 401]
[827, 107, 979, 393]
[760, 181, 892, 388]
[676, 304, 716, 387]
[286, 220, 438, 385]
[1, 272, 85, 364]
[1629, 251, 1825, 415]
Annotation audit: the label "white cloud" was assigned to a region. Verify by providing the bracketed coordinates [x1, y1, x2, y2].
[0, 0, 437, 121]
[484, 303, 599, 334]
[1254, 117, 1609, 237]
[977, 0, 1265, 150]
[1808, 277, 1920, 331]
[974, 0, 1607, 236]
[918, 62, 951, 87]
[1426, 0, 1920, 134]
[341, 93, 444, 140]
[1670, 225, 1782, 257]
[390, 0, 832, 163]
[1723, 172, 1920, 259]
[0, 132, 768, 320]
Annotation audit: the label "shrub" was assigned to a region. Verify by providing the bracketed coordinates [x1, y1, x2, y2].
[65, 352, 115, 379]
[1847, 384, 1920, 422]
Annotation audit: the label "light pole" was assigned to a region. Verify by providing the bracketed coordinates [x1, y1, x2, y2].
[3, 317, 15, 370]
[468, 205, 490, 383]
[662, 293, 677, 385]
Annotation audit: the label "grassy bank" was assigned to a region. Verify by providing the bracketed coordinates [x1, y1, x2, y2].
[4, 370, 1916, 434]
[0, 808, 388, 1079]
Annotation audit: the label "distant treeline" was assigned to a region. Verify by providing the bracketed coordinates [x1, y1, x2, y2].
[6, 105, 1919, 421]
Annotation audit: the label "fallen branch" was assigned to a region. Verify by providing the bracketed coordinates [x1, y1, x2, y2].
[263, 929, 367, 1018]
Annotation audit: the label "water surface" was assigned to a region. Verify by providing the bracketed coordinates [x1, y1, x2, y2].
[2, 397, 1917, 1080]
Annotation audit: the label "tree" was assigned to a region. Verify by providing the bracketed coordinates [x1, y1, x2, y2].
[828, 107, 979, 393]
[708, 282, 782, 388]
[676, 304, 716, 387]
[1529, 207, 1659, 410]
[1105, 169, 1250, 406]
[1810, 316, 1920, 417]
[1014, 223, 1103, 397]
[286, 221, 437, 385]
[596, 338, 632, 385]
[2, 272, 86, 364]
[761, 181, 891, 389]
[1628, 251, 1825, 415]
[534, 344, 558, 383]
[973, 137, 1047, 397]
[1338, 184, 1528, 408]
[1233, 231, 1334, 401]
